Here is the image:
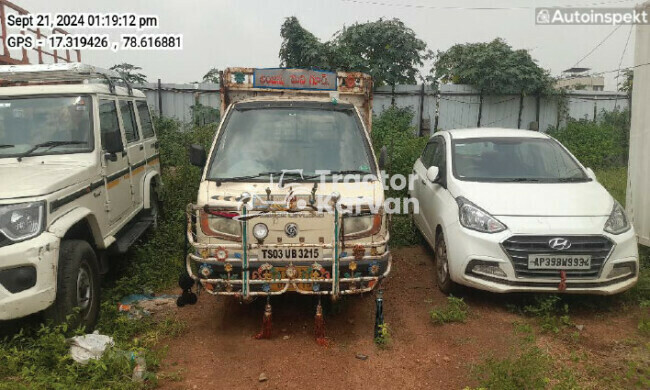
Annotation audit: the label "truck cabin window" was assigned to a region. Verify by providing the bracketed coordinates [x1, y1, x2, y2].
[0, 96, 93, 157]
[207, 106, 375, 180]
[452, 137, 590, 183]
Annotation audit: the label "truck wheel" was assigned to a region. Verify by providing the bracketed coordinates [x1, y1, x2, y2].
[44, 240, 100, 330]
[435, 232, 457, 295]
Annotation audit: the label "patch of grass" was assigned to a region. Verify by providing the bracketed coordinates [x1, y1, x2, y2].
[522, 295, 572, 334]
[595, 167, 628, 206]
[430, 296, 469, 325]
[374, 323, 392, 349]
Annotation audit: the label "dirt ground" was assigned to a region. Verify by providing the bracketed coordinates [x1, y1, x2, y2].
[157, 246, 648, 389]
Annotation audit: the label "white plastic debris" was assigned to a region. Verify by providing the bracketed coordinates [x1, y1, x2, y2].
[69, 333, 115, 364]
[132, 356, 147, 382]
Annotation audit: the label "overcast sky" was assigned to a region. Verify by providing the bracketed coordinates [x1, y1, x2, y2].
[17, 0, 645, 90]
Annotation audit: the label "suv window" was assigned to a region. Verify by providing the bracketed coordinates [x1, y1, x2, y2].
[99, 99, 122, 151]
[136, 101, 155, 138]
[119, 100, 139, 143]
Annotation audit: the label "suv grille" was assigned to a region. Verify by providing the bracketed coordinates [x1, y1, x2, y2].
[501, 235, 614, 279]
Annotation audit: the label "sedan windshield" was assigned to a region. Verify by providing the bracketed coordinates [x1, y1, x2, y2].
[452, 137, 589, 182]
[207, 105, 375, 181]
[0, 96, 93, 158]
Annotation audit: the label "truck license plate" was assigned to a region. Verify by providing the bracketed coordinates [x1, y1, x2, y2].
[260, 248, 323, 261]
[528, 255, 591, 270]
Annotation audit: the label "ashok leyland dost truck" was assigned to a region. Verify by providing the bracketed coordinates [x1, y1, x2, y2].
[0, 64, 161, 328]
[183, 68, 390, 331]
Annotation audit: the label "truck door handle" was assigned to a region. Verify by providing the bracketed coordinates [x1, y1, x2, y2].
[139, 145, 144, 151]
[121, 151, 127, 157]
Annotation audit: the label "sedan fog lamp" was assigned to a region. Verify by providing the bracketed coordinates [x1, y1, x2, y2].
[606, 263, 635, 279]
[471, 263, 507, 278]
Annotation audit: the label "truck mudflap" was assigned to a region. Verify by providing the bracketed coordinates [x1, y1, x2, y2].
[184, 202, 391, 299]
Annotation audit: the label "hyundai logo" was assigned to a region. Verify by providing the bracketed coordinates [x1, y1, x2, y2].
[284, 223, 298, 238]
[548, 237, 572, 250]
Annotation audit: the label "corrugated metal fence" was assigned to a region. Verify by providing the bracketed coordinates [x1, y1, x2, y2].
[138, 81, 628, 132]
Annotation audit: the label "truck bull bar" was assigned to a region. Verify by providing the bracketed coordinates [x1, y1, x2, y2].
[184, 201, 391, 299]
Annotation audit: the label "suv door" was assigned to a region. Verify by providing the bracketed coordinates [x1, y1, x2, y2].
[135, 100, 160, 173]
[117, 99, 146, 206]
[99, 99, 134, 225]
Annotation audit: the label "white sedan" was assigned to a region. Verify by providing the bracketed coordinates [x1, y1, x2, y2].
[409, 128, 638, 295]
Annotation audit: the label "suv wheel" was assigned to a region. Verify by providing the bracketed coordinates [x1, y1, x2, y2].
[435, 232, 457, 295]
[44, 240, 100, 330]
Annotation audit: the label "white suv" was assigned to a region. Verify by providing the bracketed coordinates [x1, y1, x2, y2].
[0, 64, 162, 328]
[410, 128, 638, 295]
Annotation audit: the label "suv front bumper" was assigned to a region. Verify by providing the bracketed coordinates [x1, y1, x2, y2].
[0, 232, 59, 320]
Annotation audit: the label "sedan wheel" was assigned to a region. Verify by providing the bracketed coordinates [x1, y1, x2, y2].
[435, 232, 457, 294]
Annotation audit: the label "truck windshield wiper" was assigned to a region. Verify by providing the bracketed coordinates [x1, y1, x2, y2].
[0, 144, 15, 149]
[17, 141, 86, 161]
[327, 169, 372, 175]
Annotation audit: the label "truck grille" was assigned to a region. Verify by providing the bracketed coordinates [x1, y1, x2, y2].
[501, 235, 614, 279]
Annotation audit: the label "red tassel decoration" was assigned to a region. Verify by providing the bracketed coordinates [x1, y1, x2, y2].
[314, 300, 328, 346]
[254, 301, 273, 339]
[558, 270, 567, 292]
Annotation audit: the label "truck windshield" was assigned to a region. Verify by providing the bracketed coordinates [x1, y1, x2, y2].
[207, 106, 375, 180]
[452, 137, 590, 183]
[0, 96, 93, 158]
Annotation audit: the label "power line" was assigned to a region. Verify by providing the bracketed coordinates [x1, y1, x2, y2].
[340, 0, 638, 11]
[571, 23, 624, 68]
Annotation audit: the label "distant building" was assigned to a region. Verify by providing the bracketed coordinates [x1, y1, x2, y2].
[556, 67, 605, 91]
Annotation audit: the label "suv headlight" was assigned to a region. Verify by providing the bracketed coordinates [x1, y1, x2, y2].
[0, 201, 46, 242]
[456, 197, 506, 234]
[604, 201, 630, 235]
[343, 214, 382, 238]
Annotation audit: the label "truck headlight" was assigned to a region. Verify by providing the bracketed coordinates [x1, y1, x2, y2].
[200, 208, 241, 240]
[0, 201, 46, 242]
[456, 197, 506, 234]
[343, 214, 382, 238]
[604, 201, 630, 235]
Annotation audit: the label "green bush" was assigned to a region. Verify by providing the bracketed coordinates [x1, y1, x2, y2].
[430, 296, 469, 325]
[548, 109, 630, 169]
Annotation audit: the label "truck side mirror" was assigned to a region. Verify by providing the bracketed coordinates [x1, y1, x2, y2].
[189, 144, 207, 167]
[378, 146, 388, 170]
[102, 129, 124, 155]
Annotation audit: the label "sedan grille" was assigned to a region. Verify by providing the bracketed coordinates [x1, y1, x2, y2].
[501, 235, 614, 279]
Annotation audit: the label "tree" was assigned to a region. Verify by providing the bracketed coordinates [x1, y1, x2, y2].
[110, 63, 147, 85]
[431, 38, 552, 95]
[279, 17, 332, 69]
[278, 17, 431, 87]
[619, 69, 633, 95]
[202, 68, 220, 84]
[331, 19, 431, 87]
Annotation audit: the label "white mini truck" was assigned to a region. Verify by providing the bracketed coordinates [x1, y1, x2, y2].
[0, 64, 161, 328]
[182, 68, 390, 324]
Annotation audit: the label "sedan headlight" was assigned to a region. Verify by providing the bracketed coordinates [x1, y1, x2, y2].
[456, 197, 506, 234]
[0, 201, 46, 242]
[604, 201, 630, 235]
[343, 214, 382, 238]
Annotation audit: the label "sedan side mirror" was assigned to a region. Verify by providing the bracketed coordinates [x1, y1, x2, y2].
[189, 144, 207, 167]
[585, 167, 597, 181]
[378, 146, 388, 170]
[426, 166, 440, 182]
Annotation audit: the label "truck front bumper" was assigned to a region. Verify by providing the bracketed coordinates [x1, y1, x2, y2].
[0, 232, 59, 320]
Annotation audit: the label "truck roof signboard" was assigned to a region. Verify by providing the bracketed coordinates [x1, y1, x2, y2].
[253, 68, 337, 91]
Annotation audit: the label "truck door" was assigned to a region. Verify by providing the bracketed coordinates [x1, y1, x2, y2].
[117, 99, 146, 206]
[99, 98, 134, 225]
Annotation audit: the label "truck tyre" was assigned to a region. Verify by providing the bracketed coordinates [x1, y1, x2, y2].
[435, 232, 457, 295]
[44, 240, 100, 330]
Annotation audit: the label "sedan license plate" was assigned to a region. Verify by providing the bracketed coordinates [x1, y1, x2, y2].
[528, 255, 591, 270]
[260, 248, 323, 261]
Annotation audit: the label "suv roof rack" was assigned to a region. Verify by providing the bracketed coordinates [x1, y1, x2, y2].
[0, 63, 133, 95]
